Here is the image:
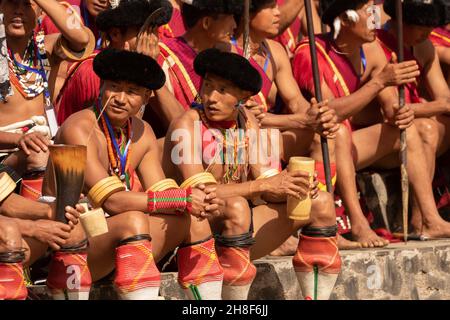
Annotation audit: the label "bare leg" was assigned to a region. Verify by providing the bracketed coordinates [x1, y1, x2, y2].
[353, 123, 450, 238]
[335, 125, 389, 248]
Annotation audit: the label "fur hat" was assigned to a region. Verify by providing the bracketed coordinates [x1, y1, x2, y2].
[96, 0, 173, 32]
[384, 0, 450, 27]
[93, 49, 165, 90]
[180, 0, 243, 15]
[250, 0, 276, 13]
[194, 48, 262, 95]
[321, 0, 370, 26]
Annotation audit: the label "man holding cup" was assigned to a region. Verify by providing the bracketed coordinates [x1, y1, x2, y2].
[46, 49, 225, 300]
[164, 48, 342, 300]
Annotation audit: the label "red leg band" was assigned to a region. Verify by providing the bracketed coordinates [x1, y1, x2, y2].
[46, 251, 92, 295]
[0, 262, 27, 300]
[20, 177, 43, 201]
[293, 235, 341, 274]
[114, 240, 161, 294]
[177, 238, 224, 289]
[216, 246, 257, 286]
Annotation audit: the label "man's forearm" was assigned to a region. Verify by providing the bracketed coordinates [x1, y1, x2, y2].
[0, 132, 20, 150]
[330, 78, 385, 121]
[34, 0, 90, 51]
[411, 99, 449, 118]
[0, 194, 51, 220]
[215, 180, 267, 200]
[7, 218, 34, 238]
[260, 113, 310, 131]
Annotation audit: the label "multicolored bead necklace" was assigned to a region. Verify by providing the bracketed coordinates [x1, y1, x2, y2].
[194, 103, 250, 184]
[7, 31, 50, 99]
[95, 97, 133, 190]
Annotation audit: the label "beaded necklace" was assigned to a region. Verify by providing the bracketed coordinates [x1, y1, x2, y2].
[194, 103, 250, 184]
[7, 31, 50, 99]
[95, 98, 133, 190]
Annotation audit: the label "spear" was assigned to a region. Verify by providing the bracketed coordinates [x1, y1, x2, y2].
[243, 0, 251, 59]
[304, 0, 333, 193]
[395, 0, 409, 244]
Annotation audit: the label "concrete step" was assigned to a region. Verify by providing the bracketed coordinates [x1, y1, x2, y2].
[28, 239, 450, 300]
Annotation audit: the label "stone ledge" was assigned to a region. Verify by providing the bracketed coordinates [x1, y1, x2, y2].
[28, 239, 450, 300]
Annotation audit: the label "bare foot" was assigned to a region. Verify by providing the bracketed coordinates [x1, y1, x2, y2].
[337, 234, 362, 250]
[417, 219, 450, 239]
[270, 235, 299, 256]
[351, 222, 390, 248]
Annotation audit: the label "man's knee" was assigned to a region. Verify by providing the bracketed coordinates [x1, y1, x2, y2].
[116, 211, 149, 239]
[415, 118, 439, 150]
[222, 197, 252, 231]
[0, 218, 22, 248]
[310, 191, 335, 226]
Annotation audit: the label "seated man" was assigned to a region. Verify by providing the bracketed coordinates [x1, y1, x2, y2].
[164, 48, 341, 300]
[0, 170, 82, 300]
[47, 49, 224, 300]
[0, 0, 94, 199]
[55, 0, 175, 125]
[293, 0, 448, 247]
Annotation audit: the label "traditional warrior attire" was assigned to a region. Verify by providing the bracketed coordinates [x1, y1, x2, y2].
[0, 174, 28, 300]
[274, 0, 302, 58]
[55, 0, 172, 124]
[157, 0, 243, 110]
[160, 5, 186, 39]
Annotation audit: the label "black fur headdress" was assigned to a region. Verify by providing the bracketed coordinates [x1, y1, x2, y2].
[93, 49, 165, 90]
[321, 0, 370, 26]
[194, 48, 262, 95]
[384, 0, 450, 27]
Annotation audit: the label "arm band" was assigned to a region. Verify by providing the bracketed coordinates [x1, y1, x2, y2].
[256, 169, 281, 180]
[88, 176, 126, 208]
[0, 172, 16, 203]
[147, 178, 179, 192]
[180, 172, 217, 189]
[147, 187, 192, 215]
[54, 29, 96, 61]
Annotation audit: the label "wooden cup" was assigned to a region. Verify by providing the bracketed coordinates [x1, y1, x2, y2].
[287, 157, 315, 221]
[79, 207, 108, 238]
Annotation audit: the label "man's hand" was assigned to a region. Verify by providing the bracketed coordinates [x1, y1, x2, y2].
[31, 220, 72, 251]
[306, 98, 339, 138]
[244, 100, 266, 124]
[134, 25, 160, 60]
[384, 103, 415, 129]
[17, 132, 50, 156]
[64, 204, 85, 230]
[376, 52, 420, 87]
[188, 187, 207, 218]
[264, 170, 311, 199]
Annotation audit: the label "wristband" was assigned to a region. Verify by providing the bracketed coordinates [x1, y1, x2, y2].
[146, 187, 192, 214]
[180, 172, 217, 189]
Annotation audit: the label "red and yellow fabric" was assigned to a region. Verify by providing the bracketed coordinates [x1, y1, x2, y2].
[177, 238, 224, 289]
[157, 37, 201, 110]
[0, 262, 27, 300]
[46, 251, 92, 295]
[216, 246, 256, 286]
[20, 177, 43, 201]
[160, 7, 186, 39]
[55, 52, 100, 125]
[114, 240, 161, 294]
[315, 162, 337, 192]
[429, 27, 450, 48]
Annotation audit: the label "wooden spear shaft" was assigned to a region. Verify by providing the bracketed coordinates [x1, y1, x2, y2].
[304, 0, 333, 193]
[243, 0, 251, 59]
[395, 0, 409, 244]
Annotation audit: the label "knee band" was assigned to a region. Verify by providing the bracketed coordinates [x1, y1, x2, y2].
[46, 248, 92, 300]
[293, 225, 341, 300]
[315, 162, 337, 192]
[215, 232, 256, 248]
[0, 250, 27, 300]
[114, 238, 161, 299]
